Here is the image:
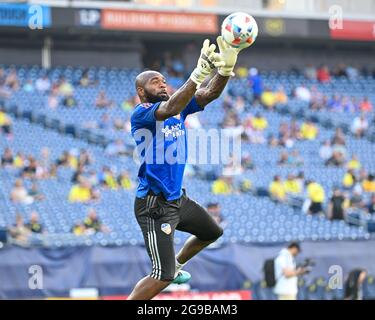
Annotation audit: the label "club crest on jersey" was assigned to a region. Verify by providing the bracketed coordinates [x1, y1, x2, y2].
[141, 103, 153, 109]
[161, 223, 172, 235]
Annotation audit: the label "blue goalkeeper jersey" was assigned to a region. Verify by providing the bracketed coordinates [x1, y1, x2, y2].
[131, 97, 202, 201]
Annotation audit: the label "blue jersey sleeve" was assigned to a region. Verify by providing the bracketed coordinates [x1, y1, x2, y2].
[131, 102, 161, 128]
[181, 97, 203, 119]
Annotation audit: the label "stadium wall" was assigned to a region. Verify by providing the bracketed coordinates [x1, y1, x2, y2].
[0, 240, 374, 299]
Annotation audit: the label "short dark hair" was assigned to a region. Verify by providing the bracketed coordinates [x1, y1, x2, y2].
[288, 241, 301, 252]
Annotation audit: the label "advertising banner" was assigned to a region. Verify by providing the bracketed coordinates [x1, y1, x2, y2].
[0, 3, 51, 28]
[101, 9, 218, 34]
[330, 20, 375, 41]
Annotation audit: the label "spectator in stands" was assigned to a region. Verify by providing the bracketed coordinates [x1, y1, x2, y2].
[39, 147, 51, 175]
[319, 140, 333, 162]
[207, 203, 226, 227]
[79, 70, 96, 87]
[304, 180, 325, 215]
[360, 97, 373, 113]
[332, 128, 346, 146]
[95, 90, 113, 109]
[351, 115, 369, 138]
[284, 174, 302, 196]
[269, 175, 286, 203]
[274, 242, 308, 300]
[105, 139, 128, 157]
[317, 65, 331, 83]
[10, 179, 34, 205]
[278, 150, 289, 166]
[239, 178, 252, 193]
[5, 68, 20, 91]
[101, 166, 118, 190]
[83, 208, 110, 234]
[1, 147, 14, 167]
[13, 152, 25, 169]
[362, 174, 375, 193]
[212, 176, 234, 195]
[300, 120, 318, 140]
[98, 113, 111, 130]
[8, 213, 31, 246]
[71, 221, 86, 236]
[278, 122, 295, 148]
[47, 90, 59, 110]
[58, 76, 74, 96]
[289, 119, 300, 140]
[22, 156, 41, 179]
[68, 176, 93, 203]
[23, 79, 34, 93]
[118, 171, 133, 190]
[78, 149, 93, 167]
[222, 155, 243, 176]
[304, 64, 317, 80]
[35, 74, 51, 93]
[327, 188, 347, 220]
[328, 94, 342, 112]
[346, 154, 361, 170]
[26, 211, 44, 234]
[28, 183, 45, 201]
[242, 152, 255, 171]
[344, 269, 367, 300]
[294, 84, 311, 102]
[309, 86, 325, 111]
[62, 93, 78, 108]
[251, 113, 268, 131]
[342, 169, 356, 190]
[349, 189, 365, 210]
[261, 87, 277, 109]
[248, 67, 263, 102]
[288, 150, 304, 167]
[0, 108, 13, 137]
[71, 165, 85, 184]
[367, 194, 375, 214]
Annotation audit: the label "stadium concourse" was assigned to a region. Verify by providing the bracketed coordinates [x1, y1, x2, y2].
[0, 65, 375, 299]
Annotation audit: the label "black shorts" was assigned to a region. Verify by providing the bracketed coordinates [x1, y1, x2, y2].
[134, 190, 223, 281]
[309, 202, 323, 214]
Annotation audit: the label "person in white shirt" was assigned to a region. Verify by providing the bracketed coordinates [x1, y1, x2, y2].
[274, 242, 307, 300]
[351, 115, 368, 138]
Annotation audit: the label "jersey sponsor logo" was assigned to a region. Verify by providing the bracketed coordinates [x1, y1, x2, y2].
[161, 123, 185, 138]
[161, 223, 172, 235]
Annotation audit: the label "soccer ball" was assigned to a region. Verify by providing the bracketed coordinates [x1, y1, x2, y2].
[221, 12, 258, 50]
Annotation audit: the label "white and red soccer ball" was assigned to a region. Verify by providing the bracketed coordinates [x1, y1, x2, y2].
[221, 12, 258, 50]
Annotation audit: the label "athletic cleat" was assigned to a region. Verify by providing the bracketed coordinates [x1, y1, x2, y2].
[172, 270, 191, 284]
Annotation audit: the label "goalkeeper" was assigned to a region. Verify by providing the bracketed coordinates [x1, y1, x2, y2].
[128, 37, 249, 300]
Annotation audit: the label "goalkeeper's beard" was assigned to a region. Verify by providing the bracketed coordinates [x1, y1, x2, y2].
[144, 91, 170, 103]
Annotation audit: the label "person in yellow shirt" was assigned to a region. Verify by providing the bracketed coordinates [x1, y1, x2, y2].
[68, 177, 92, 203]
[300, 121, 318, 140]
[13, 152, 25, 168]
[212, 176, 233, 195]
[119, 171, 133, 190]
[0, 108, 12, 135]
[284, 174, 302, 195]
[363, 174, 375, 193]
[306, 180, 325, 214]
[346, 154, 361, 170]
[269, 175, 286, 202]
[342, 169, 355, 189]
[261, 88, 277, 109]
[251, 113, 268, 131]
